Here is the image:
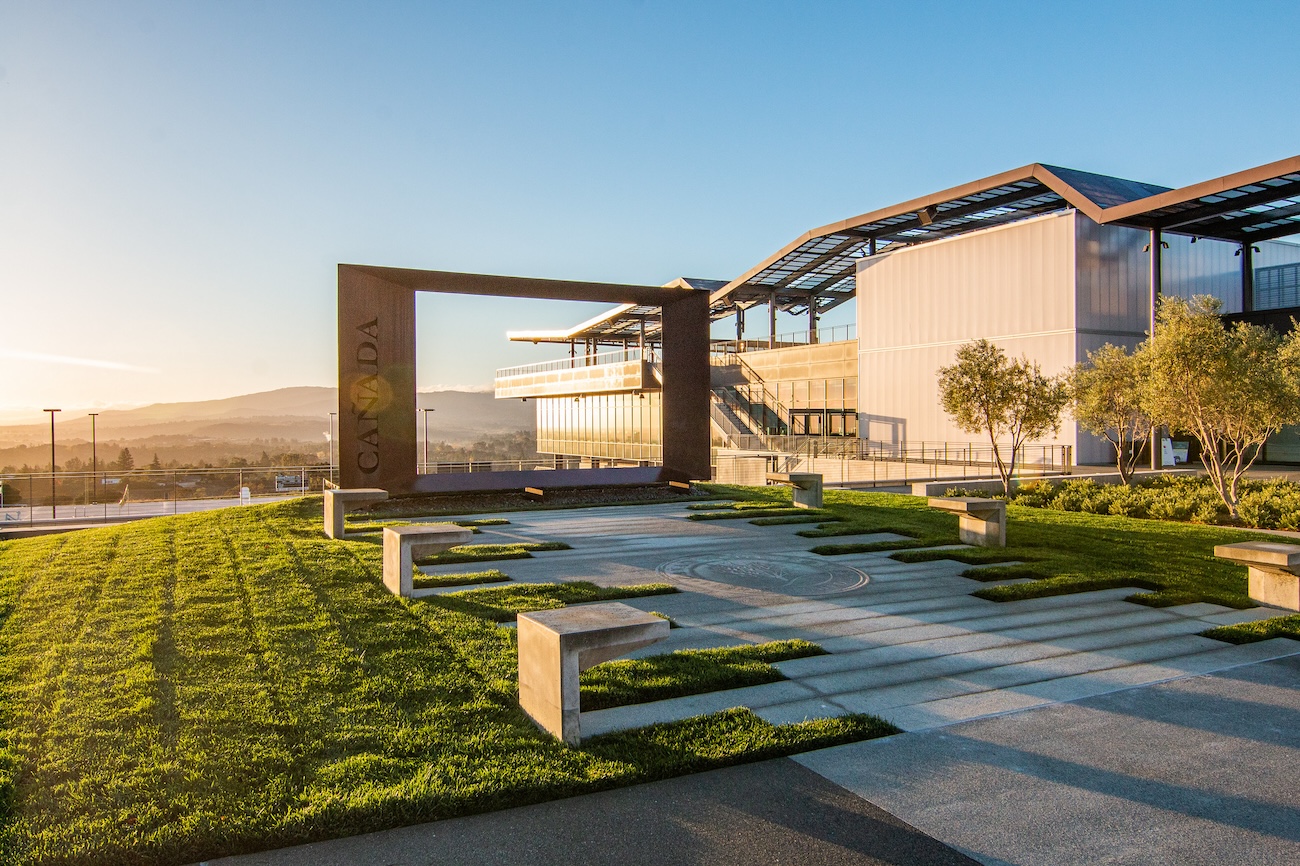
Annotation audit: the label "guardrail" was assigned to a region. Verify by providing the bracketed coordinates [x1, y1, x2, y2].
[496, 347, 651, 378]
[0, 465, 340, 528]
[715, 438, 1069, 469]
[710, 323, 856, 356]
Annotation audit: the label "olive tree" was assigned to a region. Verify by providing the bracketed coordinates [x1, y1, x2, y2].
[938, 339, 1070, 494]
[1141, 295, 1300, 518]
[1071, 344, 1151, 484]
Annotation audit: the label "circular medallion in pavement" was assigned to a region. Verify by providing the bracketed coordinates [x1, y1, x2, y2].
[657, 554, 869, 597]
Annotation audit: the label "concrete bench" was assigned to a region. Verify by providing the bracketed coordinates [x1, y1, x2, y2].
[928, 496, 1006, 547]
[323, 487, 389, 539]
[518, 602, 670, 744]
[1214, 541, 1300, 611]
[766, 472, 824, 509]
[382, 524, 475, 597]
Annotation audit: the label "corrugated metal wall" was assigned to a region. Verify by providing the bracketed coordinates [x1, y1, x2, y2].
[855, 207, 1300, 468]
[856, 210, 1081, 455]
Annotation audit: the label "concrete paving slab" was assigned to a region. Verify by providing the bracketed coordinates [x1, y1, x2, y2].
[753, 696, 855, 726]
[795, 656, 1300, 866]
[580, 680, 819, 737]
[1197, 607, 1280, 625]
[1162, 601, 1236, 618]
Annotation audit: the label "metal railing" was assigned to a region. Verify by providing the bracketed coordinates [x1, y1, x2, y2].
[0, 465, 339, 528]
[496, 346, 651, 378]
[710, 323, 856, 356]
[714, 437, 1069, 468]
[418, 459, 555, 474]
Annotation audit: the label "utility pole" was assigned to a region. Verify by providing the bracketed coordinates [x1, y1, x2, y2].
[88, 413, 98, 504]
[328, 412, 337, 482]
[43, 409, 60, 518]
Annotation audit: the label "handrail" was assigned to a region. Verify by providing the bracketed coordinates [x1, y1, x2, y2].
[496, 347, 651, 378]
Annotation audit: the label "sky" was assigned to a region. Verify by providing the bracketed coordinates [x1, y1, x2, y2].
[2, 0, 1299, 419]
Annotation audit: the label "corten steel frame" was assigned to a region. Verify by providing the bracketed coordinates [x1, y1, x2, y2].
[337, 264, 711, 495]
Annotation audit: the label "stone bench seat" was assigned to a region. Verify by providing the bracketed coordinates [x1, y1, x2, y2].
[1214, 541, 1300, 611]
[928, 496, 1006, 547]
[765, 472, 824, 509]
[323, 487, 389, 539]
[382, 524, 475, 597]
[518, 603, 670, 744]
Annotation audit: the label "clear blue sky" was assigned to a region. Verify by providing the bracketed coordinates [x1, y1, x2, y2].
[2, 0, 1298, 416]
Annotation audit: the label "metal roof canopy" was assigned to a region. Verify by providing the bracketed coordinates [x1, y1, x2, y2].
[529, 155, 1300, 345]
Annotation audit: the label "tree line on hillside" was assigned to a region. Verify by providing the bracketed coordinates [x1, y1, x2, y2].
[0, 430, 540, 476]
[938, 295, 1300, 519]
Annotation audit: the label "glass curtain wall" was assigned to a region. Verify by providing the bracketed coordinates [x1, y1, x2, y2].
[727, 377, 858, 436]
[535, 392, 662, 462]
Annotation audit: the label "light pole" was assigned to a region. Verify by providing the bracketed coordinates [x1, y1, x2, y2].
[43, 409, 60, 518]
[88, 412, 99, 504]
[328, 412, 337, 480]
[421, 408, 435, 473]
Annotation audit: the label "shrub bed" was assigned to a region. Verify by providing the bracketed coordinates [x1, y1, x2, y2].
[948, 474, 1300, 530]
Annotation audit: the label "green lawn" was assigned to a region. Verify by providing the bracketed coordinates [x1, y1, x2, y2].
[411, 569, 510, 590]
[413, 541, 572, 566]
[0, 498, 893, 866]
[701, 483, 1274, 608]
[1203, 614, 1300, 644]
[580, 640, 826, 711]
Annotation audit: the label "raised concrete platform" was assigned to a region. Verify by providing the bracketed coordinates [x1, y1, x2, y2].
[928, 497, 1006, 547]
[382, 524, 474, 597]
[518, 603, 669, 744]
[323, 488, 388, 539]
[1215, 541, 1300, 611]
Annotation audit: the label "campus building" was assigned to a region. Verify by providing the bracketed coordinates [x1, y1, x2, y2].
[491, 156, 1300, 475]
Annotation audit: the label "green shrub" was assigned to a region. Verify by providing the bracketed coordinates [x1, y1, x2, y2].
[947, 474, 1300, 530]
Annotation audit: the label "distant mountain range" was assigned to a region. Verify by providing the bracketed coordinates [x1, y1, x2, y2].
[0, 387, 533, 447]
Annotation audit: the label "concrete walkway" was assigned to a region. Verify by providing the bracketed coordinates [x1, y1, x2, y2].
[418, 502, 1298, 737]
[797, 655, 1300, 865]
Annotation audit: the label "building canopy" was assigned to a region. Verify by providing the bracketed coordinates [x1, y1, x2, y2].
[523, 155, 1300, 345]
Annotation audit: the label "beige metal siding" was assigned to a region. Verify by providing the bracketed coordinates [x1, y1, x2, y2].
[856, 211, 1078, 453]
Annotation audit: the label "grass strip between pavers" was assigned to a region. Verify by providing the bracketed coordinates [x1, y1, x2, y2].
[748, 514, 844, 526]
[344, 518, 509, 533]
[687, 506, 824, 521]
[424, 581, 679, 623]
[580, 639, 825, 712]
[411, 569, 511, 590]
[415, 541, 571, 566]
[1201, 614, 1300, 644]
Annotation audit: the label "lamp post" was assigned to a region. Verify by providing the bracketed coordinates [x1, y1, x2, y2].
[88, 412, 98, 504]
[43, 409, 60, 518]
[421, 408, 435, 473]
[328, 412, 337, 481]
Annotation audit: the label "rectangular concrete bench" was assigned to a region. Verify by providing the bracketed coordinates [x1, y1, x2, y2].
[766, 472, 824, 509]
[518, 602, 670, 744]
[928, 496, 1006, 547]
[1214, 541, 1300, 611]
[323, 487, 389, 539]
[382, 524, 475, 597]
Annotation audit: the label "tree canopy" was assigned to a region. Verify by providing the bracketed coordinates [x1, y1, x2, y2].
[938, 338, 1069, 493]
